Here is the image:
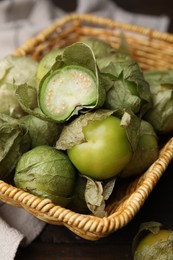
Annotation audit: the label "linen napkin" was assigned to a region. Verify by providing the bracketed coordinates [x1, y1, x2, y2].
[0, 202, 45, 260]
[0, 0, 170, 259]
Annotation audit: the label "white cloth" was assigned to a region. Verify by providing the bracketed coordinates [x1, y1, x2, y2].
[0, 202, 45, 260]
[0, 0, 170, 259]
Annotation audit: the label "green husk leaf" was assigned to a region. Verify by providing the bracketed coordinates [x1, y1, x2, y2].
[80, 37, 115, 59]
[0, 55, 38, 118]
[120, 116, 159, 177]
[120, 111, 141, 152]
[15, 83, 55, 122]
[0, 113, 31, 181]
[144, 69, 173, 84]
[61, 42, 97, 72]
[144, 69, 173, 133]
[84, 176, 116, 217]
[97, 52, 131, 74]
[56, 109, 114, 150]
[0, 55, 38, 86]
[0, 83, 26, 118]
[101, 57, 152, 117]
[20, 107, 63, 148]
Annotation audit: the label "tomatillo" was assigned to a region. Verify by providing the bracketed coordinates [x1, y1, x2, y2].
[136, 229, 172, 251]
[132, 222, 173, 260]
[67, 116, 132, 180]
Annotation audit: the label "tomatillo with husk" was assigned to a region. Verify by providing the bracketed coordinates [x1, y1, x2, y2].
[14, 145, 77, 207]
[132, 222, 173, 260]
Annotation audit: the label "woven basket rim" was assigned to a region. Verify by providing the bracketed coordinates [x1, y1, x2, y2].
[13, 13, 173, 57]
[1, 137, 173, 239]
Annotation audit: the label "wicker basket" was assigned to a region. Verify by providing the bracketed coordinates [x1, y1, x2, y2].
[1, 13, 173, 240]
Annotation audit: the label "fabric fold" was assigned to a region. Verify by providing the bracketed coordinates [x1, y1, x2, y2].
[0, 216, 24, 260]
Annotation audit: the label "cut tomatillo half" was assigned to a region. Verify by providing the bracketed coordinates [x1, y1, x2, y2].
[39, 65, 97, 122]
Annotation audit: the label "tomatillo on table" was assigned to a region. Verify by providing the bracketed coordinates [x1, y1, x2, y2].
[56, 110, 133, 180]
[132, 222, 173, 260]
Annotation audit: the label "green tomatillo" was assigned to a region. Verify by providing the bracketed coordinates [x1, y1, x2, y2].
[132, 222, 173, 260]
[56, 110, 133, 180]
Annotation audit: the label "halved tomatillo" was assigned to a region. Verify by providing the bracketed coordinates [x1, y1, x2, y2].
[39, 65, 97, 122]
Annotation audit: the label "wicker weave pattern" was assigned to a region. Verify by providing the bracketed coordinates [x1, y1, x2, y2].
[13, 14, 173, 70]
[1, 14, 173, 240]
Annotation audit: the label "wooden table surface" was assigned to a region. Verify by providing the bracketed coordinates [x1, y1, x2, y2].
[15, 160, 173, 260]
